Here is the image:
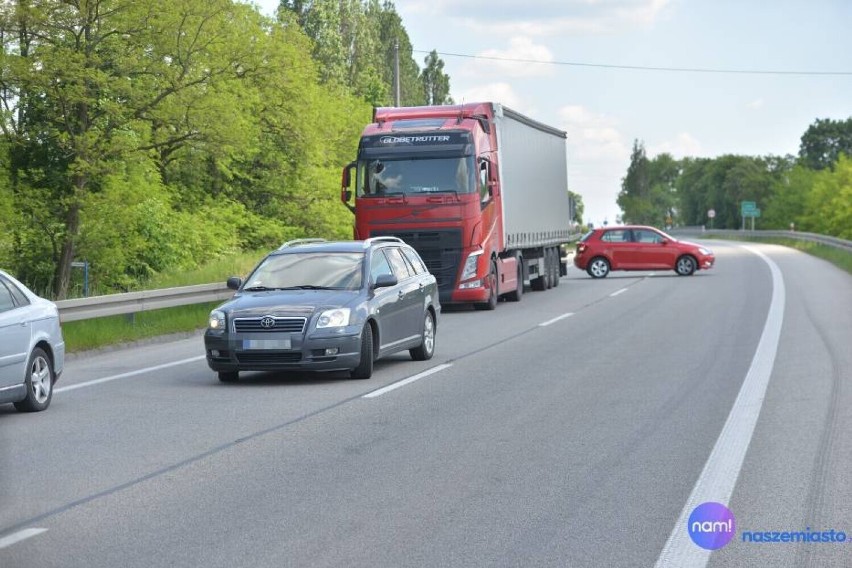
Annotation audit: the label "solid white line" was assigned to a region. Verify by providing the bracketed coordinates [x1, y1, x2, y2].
[654, 246, 785, 568]
[0, 528, 48, 549]
[363, 364, 453, 398]
[55, 356, 206, 394]
[538, 312, 575, 327]
[610, 288, 628, 297]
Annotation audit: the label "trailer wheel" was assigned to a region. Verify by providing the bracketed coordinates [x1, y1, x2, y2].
[552, 248, 561, 288]
[545, 249, 554, 290]
[474, 260, 499, 310]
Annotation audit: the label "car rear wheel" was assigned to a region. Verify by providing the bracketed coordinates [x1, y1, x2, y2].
[350, 323, 374, 379]
[676, 255, 697, 276]
[587, 257, 610, 279]
[218, 371, 239, 383]
[13, 347, 53, 412]
[474, 260, 498, 310]
[410, 310, 436, 361]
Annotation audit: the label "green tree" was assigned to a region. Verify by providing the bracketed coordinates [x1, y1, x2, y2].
[798, 117, 852, 170]
[567, 190, 584, 225]
[617, 140, 653, 224]
[420, 49, 452, 105]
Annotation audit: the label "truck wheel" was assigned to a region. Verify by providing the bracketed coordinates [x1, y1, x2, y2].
[505, 260, 523, 302]
[474, 260, 498, 310]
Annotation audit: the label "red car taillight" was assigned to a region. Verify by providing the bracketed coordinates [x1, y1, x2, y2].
[577, 243, 587, 254]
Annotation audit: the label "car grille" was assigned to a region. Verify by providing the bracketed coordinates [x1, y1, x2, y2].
[371, 229, 462, 297]
[233, 317, 307, 334]
[235, 352, 302, 364]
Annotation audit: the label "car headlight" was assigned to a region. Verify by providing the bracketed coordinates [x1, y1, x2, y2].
[208, 310, 226, 330]
[317, 308, 351, 329]
[699, 247, 712, 255]
[460, 250, 483, 281]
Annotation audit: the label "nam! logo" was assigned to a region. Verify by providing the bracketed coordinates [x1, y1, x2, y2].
[688, 502, 736, 550]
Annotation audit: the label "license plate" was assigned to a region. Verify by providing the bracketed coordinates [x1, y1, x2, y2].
[242, 338, 292, 350]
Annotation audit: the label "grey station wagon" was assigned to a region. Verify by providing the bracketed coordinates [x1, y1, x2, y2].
[204, 237, 440, 382]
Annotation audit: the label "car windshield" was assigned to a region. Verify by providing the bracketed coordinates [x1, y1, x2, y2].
[245, 252, 364, 291]
[356, 156, 475, 197]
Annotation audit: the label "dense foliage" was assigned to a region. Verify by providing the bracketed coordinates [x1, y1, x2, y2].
[618, 118, 852, 238]
[0, 0, 450, 298]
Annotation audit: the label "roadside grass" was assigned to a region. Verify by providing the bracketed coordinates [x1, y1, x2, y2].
[709, 235, 852, 274]
[63, 250, 266, 353]
[62, 301, 222, 353]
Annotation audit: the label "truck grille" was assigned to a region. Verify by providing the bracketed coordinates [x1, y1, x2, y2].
[371, 229, 461, 299]
[234, 317, 307, 334]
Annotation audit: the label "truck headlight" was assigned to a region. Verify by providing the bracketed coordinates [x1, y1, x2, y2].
[208, 310, 226, 330]
[460, 250, 483, 281]
[317, 308, 351, 329]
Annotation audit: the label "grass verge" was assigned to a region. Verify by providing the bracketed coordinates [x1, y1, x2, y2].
[62, 250, 267, 353]
[708, 234, 852, 274]
[63, 301, 222, 353]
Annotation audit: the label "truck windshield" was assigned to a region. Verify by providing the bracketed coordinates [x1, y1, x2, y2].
[356, 156, 475, 197]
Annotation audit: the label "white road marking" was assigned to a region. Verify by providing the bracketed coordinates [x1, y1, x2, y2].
[654, 246, 785, 567]
[55, 356, 206, 394]
[538, 312, 575, 327]
[610, 288, 628, 297]
[363, 364, 453, 398]
[0, 528, 48, 549]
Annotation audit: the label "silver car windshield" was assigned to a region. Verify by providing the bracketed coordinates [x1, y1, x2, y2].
[245, 252, 364, 291]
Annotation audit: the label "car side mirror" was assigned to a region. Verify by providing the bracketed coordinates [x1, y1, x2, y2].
[660, 239, 669, 245]
[373, 274, 398, 289]
[226, 276, 242, 290]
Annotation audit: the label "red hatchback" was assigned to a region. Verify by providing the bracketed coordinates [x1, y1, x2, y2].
[573, 225, 715, 278]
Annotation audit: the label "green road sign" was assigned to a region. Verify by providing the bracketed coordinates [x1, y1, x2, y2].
[741, 201, 757, 215]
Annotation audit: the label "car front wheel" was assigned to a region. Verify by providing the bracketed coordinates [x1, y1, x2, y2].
[676, 255, 697, 276]
[410, 310, 436, 361]
[587, 257, 610, 279]
[218, 371, 239, 383]
[14, 347, 54, 412]
[350, 323, 374, 379]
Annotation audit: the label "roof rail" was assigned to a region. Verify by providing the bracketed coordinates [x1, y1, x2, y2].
[364, 236, 405, 247]
[278, 238, 327, 250]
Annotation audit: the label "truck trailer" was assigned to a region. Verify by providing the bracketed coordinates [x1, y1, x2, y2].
[341, 102, 576, 309]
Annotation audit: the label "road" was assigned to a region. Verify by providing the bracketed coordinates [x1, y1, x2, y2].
[1, 241, 850, 568]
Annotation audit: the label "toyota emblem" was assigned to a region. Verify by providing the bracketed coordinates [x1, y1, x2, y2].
[260, 316, 276, 329]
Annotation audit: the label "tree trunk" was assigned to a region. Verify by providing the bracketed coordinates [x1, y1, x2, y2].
[54, 200, 81, 300]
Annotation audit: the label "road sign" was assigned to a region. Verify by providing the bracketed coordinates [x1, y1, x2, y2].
[708, 209, 716, 219]
[741, 201, 757, 215]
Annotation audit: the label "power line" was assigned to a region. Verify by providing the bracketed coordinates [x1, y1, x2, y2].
[413, 49, 852, 77]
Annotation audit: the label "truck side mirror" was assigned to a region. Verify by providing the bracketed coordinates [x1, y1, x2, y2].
[341, 162, 356, 212]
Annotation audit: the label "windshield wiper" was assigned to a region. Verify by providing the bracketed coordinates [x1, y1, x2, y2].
[244, 285, 276, 291]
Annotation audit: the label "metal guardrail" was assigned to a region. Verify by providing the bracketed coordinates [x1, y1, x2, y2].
[668, 228, 852, 252]
[53, 227, 848, 323]
[56, 282, 233, 323]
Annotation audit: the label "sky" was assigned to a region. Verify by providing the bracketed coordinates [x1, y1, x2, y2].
[252, 0, 852, 226]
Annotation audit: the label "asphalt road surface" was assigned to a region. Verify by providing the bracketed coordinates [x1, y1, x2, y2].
[1, 241, 850, 568]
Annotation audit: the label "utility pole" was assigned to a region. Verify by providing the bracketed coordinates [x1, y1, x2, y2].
[393, 39, 400, 107]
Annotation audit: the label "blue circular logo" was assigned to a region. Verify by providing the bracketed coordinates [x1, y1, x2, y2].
[688, 502, 736, 550]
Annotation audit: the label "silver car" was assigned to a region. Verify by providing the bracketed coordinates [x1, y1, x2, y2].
[0, 269, 65, 412]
